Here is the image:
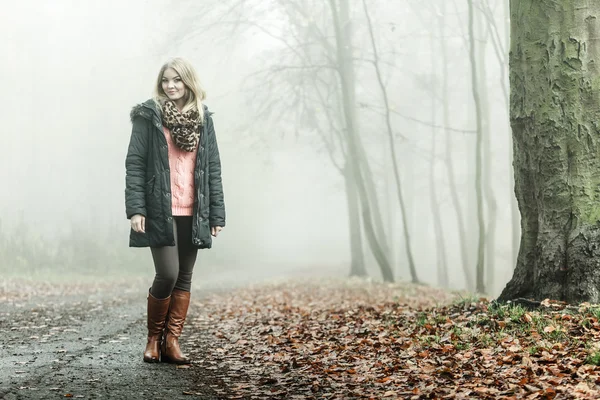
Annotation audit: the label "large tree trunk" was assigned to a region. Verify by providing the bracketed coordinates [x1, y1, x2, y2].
[345, 166, 367, 277]
[499, 1, 600, 303]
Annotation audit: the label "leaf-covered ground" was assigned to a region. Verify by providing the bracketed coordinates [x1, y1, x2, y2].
[187, 278, 600, 399]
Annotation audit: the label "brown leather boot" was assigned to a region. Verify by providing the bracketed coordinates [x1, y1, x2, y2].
[161, 289, 191, 364]
[143, 290, 170, 363]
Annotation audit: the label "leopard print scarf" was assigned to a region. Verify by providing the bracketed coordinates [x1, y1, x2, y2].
[162, 101, 201, 152]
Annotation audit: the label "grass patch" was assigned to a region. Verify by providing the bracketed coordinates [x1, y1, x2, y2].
[586, 352, 600, 366]
[508, 305, 526, 322]
[416, 312, 428, 327]
[453, 294, 481, 308]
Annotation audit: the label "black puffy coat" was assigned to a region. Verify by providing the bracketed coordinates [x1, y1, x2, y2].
[125, 99, 225, 249]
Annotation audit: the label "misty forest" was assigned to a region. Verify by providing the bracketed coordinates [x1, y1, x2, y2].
[4, 0, 600, 398]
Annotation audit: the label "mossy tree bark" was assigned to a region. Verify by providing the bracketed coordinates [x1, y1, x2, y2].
[499, 1, 600, 303]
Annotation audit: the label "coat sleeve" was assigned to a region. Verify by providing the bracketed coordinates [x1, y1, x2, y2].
[207, 115, 226, 227]
[125, 117, 149, 219]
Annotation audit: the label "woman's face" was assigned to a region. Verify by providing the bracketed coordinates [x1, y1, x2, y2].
[161, 68, 187, 104]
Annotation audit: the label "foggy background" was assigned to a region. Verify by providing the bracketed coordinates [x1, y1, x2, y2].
[0, 0, 514, 297]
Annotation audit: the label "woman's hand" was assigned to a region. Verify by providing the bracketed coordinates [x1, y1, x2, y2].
[211, 226, 223, 237]
[131, 214, 146, 233]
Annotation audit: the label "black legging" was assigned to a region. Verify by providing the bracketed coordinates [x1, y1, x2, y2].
[149, 216, 198, 299]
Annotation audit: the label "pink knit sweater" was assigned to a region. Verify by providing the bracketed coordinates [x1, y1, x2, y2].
[163, 127, 198, 216]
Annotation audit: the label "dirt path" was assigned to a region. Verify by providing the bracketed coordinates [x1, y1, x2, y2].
[0, 282, 232, 400]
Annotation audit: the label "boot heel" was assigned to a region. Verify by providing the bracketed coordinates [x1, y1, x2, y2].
[160, 353, 172, 364]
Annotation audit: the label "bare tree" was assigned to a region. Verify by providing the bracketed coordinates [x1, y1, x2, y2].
[425, 9, 448, 288]
[308, 71, 368, 278]
[438, 1, 473, 290]
[327, 0, 395, 282]
[467, 0, 486, 294]
[479, 0, 520, 269]
[473, 5, 498, 295]
[360, 0, 419, 283]
[195, 0, 397, 280]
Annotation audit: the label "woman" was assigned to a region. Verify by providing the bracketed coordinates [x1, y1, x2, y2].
[125, 57, 225, 364]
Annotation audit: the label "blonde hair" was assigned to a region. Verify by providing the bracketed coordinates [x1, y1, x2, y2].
[153, 57, 206, 122]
